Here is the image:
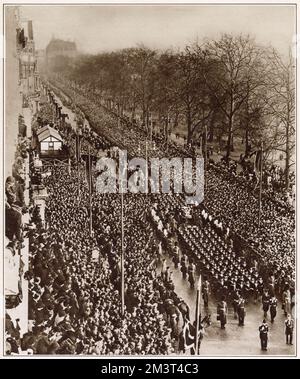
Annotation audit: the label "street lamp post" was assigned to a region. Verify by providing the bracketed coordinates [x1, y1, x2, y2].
[195, 275, 202, 355]
[88, 144, 93, 237]
[120, 178, 125, 316]
[258, 141, 264, 228]
[77, 123, 82, 200]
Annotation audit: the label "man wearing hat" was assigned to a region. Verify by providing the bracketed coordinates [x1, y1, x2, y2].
[188, 259, 196, 289]
[237, 295, 246, 326]
[180, 253, 188, 280]
[258, 319, 269, 351]
[202, 277, 210, 308]
[217, 296, 228, 329]
[262, 290, 270, 319]
[284, 314, 294, 345]
[269, 296, 278, 323]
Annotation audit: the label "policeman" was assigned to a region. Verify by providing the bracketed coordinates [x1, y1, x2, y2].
[237, 295, 246, 326]
[284, 314, 294, 345]
[269, 296, 278, 323]
[217, 296, 228, 330]
[258, 319, 269, 351]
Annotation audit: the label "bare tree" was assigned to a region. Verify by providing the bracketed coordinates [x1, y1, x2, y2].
[174, 47, 214, 145]
[202, 34, 268, 159]
[265, 49, 295, 190]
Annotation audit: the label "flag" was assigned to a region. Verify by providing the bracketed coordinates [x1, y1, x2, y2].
[182, 320, 195, 350]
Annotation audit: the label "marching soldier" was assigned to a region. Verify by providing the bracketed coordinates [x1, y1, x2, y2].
[284, 314, 294, 345]
[282, 287, 291, 316]
[202, 277, 210, 308]
[165, 266, 171, 282]
[262, 290, 270, 319]
[269, 296, 278, 323]
[258, 319, 269, 351]
[161, 258, 167, 280]
[180, 253, 188, 280]
[217, 296, 228, 330]
[188, 259, 196, 289]
[232, 290, 240, 319]
[237, 295, 246, 326]
[172, 242, 180, 269]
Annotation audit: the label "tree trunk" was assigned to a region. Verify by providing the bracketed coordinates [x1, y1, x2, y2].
[142, 105, 146, 126]
[146, 109, 150, 135]
[225, 117, 232, 159]
[131, 104, 136, 122]
[187, 121, 193, 145]
[174, 111, 179, 128]
[208, 110, 216, 142]
[245, 128, 250, 156]
[165, 117, 168, 142]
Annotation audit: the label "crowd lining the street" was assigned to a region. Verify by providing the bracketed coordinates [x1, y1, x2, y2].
[5, 81, 295, 355]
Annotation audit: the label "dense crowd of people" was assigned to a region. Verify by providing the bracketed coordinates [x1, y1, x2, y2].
[5, 78, 295, 355]
[6, 98, 198, 355]
[46, 75, 295, 287]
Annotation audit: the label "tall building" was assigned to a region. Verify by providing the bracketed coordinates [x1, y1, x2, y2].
[5, 6, 22, 178]
[18, 18, 39, 95]
[5, 5, 39, 175]
[45, 38, 77, 70]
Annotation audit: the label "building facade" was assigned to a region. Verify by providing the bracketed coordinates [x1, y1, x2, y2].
[45, 38, 77, 70]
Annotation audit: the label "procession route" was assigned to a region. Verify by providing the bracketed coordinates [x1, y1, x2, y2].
[159, 253, 295, 356]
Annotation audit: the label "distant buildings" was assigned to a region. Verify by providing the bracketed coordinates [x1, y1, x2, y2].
[45, 38, 77, 70]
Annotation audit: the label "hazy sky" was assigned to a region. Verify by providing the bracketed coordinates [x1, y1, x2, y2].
[18, 4, 295, 56]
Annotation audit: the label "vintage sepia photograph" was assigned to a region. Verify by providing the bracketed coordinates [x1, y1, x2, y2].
[2, 1, 297, 358]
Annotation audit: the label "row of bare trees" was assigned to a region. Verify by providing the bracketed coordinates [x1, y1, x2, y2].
[48, 34, 295, 189]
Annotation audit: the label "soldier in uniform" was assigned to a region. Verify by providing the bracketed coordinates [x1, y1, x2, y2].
[237, 295, 246, 326]
[268, 273, 275, 296]
[180, 254, 188, 280]
[284, 314, 294, 345]
[259, 319, 269, 351]
[269, 296, 278, 323]
[165, 266, 171, 282]
[262, 290, 270, 319]
[217, 296, 228, 329]
[202, 277, 210, 309]
[232, 290, 240, 319]
[188, 259, 196, 289]
[172, 242, 180, 269]
[282, 287, 291, 316]
[161, 258, 167, 280]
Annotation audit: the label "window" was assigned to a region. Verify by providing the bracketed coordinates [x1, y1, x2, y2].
[48, 141, 54, 150]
